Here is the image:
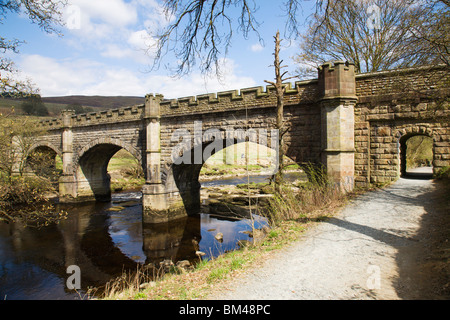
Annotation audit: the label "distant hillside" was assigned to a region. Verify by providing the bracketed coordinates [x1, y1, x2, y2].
[41, 95, 145, 110]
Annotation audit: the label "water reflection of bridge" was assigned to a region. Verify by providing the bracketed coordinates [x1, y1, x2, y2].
[0, 201, 201, 297]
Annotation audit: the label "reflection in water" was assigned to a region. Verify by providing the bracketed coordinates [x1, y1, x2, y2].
[0, 183, 268, 300]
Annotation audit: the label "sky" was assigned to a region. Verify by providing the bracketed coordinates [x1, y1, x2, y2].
[3, 1, 315, 98]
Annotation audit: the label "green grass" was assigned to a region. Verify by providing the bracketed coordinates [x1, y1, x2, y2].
[107, 149, 145, 191]
[108, 153, 139, 171]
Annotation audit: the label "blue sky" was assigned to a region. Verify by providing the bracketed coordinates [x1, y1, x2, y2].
[4, 1, 314, 98]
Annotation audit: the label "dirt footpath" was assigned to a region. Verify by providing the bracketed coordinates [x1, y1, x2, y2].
[207, 170, 449, 300]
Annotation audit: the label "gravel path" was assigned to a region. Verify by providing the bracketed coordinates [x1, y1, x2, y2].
[207, 168, 449, 300]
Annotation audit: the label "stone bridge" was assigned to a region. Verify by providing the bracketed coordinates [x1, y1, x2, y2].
[23, 61, 449, 223]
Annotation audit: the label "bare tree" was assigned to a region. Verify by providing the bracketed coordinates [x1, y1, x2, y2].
[264, 31, 296, 193]
[295, 0, 450, 77]
[404, 0, 450, 67]
[153, 0, 329, 77]
[0, 0, 67, 96]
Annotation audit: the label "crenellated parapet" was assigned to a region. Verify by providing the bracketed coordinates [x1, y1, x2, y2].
[159, 80, 318, 116]
[39, 105, 145, 130]
[38, 79, 319, 131]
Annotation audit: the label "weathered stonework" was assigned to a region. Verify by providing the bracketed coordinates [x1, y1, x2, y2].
[318, 61, 358, 191]
[28, 62, 449, 223]
[353, 65, 450, 187]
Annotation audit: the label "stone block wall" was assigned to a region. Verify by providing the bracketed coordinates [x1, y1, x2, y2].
[353, 65, 450, 187]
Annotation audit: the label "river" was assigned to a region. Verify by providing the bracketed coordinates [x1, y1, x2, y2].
[0, 175, 279, 300]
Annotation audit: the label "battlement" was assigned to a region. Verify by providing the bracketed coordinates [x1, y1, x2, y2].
[39, 104, 145, 130]
[158, 79, 318, 116]
[39, 79, 319, 130]
[39, 62, 450, 131]
[318, 60, 357, 101]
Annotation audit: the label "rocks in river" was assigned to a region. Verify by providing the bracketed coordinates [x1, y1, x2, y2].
[208, 193, 223, 199]
[214, 232, 223, 243]
[208, 199, 250, 218]
[115, 200, 140, 207]
[196, 251, 206, 257]
[107, 206, 125, 211]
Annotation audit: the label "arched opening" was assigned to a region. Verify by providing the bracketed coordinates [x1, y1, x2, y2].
[200, 141, 278, 184]
[76, 144, 143, 201]
[198, 140, 278, 217]
[25, 146, 62, 185]
[399, 134, 433, 179]
[167, 139, 281, 259]
[108, 149, 144, 193]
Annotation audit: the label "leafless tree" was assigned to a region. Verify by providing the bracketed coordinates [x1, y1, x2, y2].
[295, 0, 449, 77]
[0, 0, 67, 96]
[264, 31, 296, 193]
[153, 0, 329, 77]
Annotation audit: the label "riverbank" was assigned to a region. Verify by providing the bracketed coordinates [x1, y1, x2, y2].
[101, 178, 349, 300]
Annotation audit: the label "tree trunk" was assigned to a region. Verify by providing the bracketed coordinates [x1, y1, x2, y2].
[265, 31, 285, 194]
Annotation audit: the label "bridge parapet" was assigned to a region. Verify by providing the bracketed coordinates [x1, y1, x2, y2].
[37, 80, 319, 130]
[38, 104, 145, 130]
[159, 80, 319, 116]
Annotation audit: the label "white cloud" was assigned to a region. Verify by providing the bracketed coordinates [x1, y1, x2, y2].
[250, 43, 264, 52]
[101, 44, 133, 60]
[127, 30, 158, 59]
[17, 55, 256, 98]
[98, 30, 158, 64]
[67, 0, 137, 28]
[62, 1, 166, 66]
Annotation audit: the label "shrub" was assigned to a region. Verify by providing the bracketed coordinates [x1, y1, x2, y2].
[264, 163, 345, 225]
[435, 166, 450, 181]
[0, 176, 66, 227]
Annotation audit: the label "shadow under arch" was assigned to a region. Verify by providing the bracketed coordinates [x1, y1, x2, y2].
[74, 138, 143, 201]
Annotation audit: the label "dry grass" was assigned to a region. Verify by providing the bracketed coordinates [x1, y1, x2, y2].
[100, 221, 312, 300]
[264, 164, 347, 225]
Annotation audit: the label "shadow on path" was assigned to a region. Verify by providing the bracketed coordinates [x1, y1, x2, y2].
[325, 176, 450, 299]
[395, 179, 450, 299]
[325, 218, 415, 248]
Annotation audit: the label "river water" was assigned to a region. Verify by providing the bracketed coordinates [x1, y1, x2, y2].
[0, 175, 277, 300]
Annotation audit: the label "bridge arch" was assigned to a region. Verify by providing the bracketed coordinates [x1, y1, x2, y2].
[22, 142, 62, 180]
[27, 141, 62, 158]
[162, 129, 279, 214]
[74, 137, 143, 201]
[396, 126, 435, 178]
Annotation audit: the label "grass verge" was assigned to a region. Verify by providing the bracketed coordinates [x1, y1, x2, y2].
[101, 220, 316, 300]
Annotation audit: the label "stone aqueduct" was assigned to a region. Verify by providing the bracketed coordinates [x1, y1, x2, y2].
[21, 61, 450, 223]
